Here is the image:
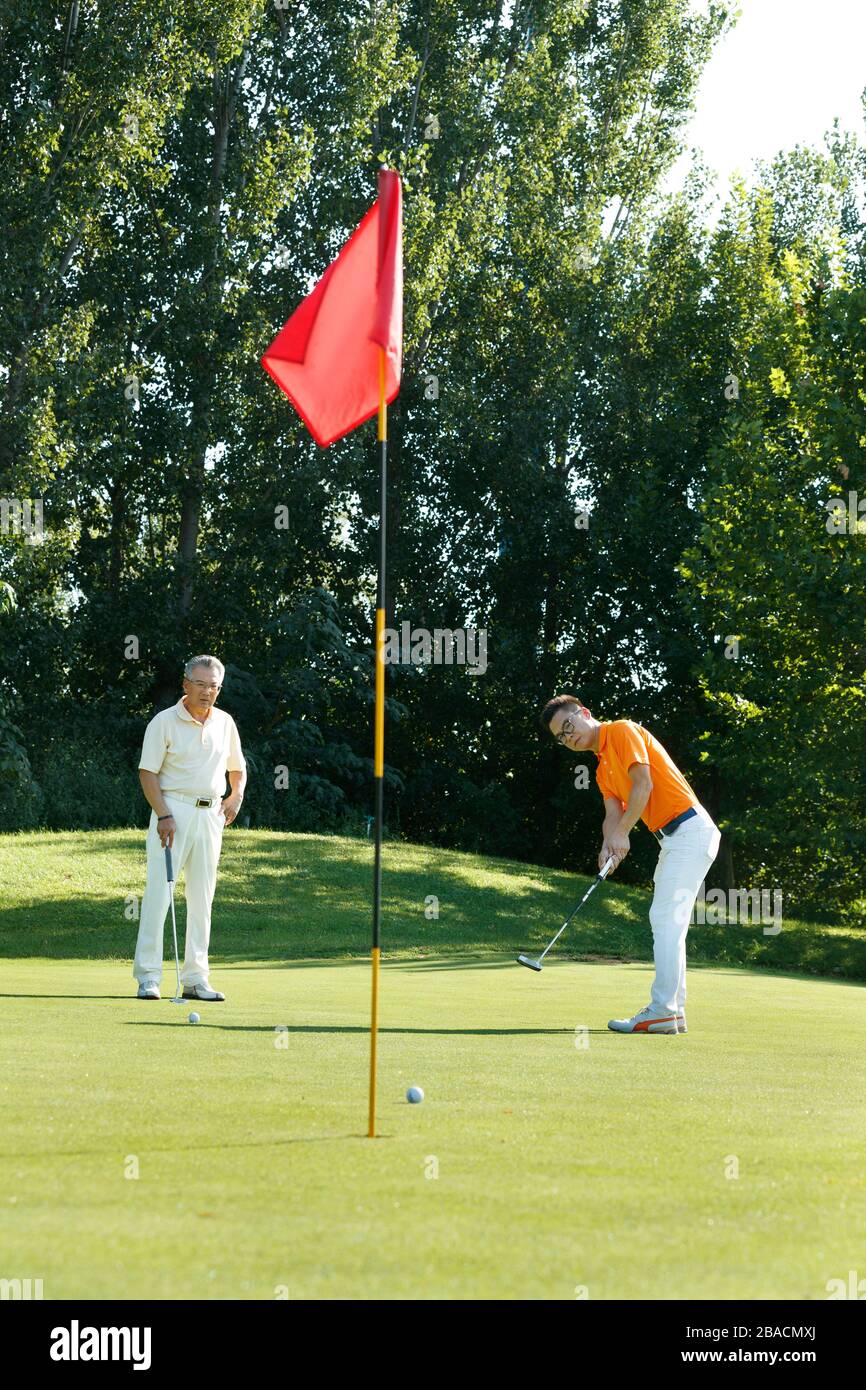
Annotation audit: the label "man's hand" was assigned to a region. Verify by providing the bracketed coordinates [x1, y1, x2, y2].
[220, 794, 243, 827]
[601, 828, 630, 873]
[157, 815, 176, 849]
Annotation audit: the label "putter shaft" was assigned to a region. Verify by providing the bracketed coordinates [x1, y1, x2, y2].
[165, 845, 183, 1003]
[517, 856, 615, 971]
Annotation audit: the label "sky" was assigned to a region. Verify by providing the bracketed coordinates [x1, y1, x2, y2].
[665, 0, 866, 208]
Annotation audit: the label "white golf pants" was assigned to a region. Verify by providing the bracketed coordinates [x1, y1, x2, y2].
[649, 806, 721, 1015]
[133, 794, 226, 987]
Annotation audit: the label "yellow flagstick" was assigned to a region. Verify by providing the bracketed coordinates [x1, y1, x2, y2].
[368, 347, 387, 1138]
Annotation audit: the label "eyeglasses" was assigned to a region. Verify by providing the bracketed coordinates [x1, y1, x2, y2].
[554, 718, 576, 746]
[188, 679, 221, 691]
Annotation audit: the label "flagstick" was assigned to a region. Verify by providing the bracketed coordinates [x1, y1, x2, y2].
[368, 347, 387, 1139]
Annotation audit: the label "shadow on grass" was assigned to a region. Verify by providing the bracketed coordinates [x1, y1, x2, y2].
[0, 1133, 401, 1160]
[126, 1021, 585, 1035]
[0, 993, 141, 1000]
[4, 956, 863, 1000]
[215, 955, 525, 971]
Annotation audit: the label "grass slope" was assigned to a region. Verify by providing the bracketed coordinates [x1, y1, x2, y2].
[1, 828, 864, 979]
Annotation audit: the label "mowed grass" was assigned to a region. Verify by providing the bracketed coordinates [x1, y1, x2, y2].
[1, 829, 865, 1299]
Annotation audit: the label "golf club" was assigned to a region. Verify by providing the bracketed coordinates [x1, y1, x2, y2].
[164, 845, 184, 1004]
[517, 855, 615, 972]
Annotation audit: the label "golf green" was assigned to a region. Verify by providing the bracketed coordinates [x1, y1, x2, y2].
[2, 953, 864, 1300]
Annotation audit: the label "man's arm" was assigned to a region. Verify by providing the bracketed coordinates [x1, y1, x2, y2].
[140, 770, 176, 848]
[599, 796, 623, 870]
[221, 768, 247, 825]
[619, 763, 652, 834]
[601, 796, 622, 835]
[228, 770, 247, 798]
[602, 764, 653, 872]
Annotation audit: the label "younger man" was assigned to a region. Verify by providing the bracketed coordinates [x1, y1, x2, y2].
[540, 693, 720, 1034]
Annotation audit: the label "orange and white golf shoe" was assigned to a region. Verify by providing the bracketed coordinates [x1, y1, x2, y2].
[608, 1005, 679, 1034]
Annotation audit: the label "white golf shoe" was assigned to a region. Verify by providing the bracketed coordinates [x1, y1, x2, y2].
[677, 1013, 687, 1033]
[608, 1005, 679, 1034]
[137, 982, 161, 1000]
[182, 982, 225, 1002]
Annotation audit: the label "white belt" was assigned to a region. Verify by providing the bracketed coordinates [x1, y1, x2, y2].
[162, 790, 220, 808]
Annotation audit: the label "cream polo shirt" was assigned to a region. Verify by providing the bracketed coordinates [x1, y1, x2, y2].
[138, 697, 246, 799]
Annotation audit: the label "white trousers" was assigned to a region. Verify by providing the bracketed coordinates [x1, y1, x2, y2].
[649, 806, 721, 1015]
[133, 794, 226, 986]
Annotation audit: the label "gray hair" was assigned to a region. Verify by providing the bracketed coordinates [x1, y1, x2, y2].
[184, 654, 225, 685]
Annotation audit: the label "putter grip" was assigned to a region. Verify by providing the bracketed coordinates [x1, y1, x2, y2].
[164, 845, 174, 882]
[598, 856, 615, 879]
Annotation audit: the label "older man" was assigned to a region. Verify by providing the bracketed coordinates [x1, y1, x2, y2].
[540, 692, 720, 1035]
[134, 655, 247, 1002]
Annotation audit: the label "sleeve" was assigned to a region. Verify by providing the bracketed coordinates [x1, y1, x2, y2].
[226, 717, 246, 773]
[611, 720, 650, 772]
[138, 715, 167, 774]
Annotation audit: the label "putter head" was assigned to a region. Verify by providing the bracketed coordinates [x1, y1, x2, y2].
[517, 954, 543, 973]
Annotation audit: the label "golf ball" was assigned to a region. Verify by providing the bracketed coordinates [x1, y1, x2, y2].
[188, 1012, 200, 1025]
[406, 1086, 424, 1104]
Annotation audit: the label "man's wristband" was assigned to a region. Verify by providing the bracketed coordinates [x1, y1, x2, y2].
[157, 814, 173, 822]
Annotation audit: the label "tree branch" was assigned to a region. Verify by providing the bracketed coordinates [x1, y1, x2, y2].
[60, 1, 80, 78]
[399, 4, 434, 161]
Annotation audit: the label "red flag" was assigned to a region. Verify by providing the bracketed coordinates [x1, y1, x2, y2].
[262, 169, 402, 447]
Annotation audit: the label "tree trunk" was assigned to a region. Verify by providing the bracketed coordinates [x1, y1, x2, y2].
[714, 832, 735, 892]
[702, 767, 734, 890]
[384, 393, 403, 628]
[108, 481, 126, 590]
[539, 421, 568, 692]
[178, 444, 206, 617]
[172, 45, 248, 621]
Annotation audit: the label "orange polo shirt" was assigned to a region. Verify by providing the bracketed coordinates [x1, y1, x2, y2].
[595, 720, 698, 834]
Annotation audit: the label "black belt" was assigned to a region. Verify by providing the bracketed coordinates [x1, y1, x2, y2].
[653, 806, 698, 843]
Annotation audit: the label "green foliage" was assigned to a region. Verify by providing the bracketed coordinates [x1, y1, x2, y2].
[0, 1, 864, 927]
[680, 173, 866, 917]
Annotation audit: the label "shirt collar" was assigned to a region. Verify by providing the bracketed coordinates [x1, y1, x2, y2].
[597, 722, 609, 756]
[177, 696, 212, 724]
